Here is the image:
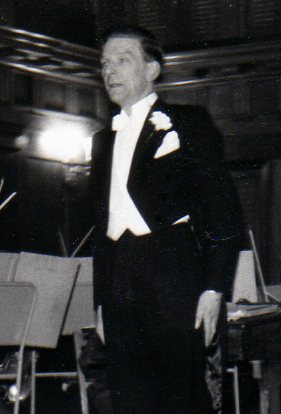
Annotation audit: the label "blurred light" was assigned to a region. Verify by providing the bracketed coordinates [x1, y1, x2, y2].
[37, 124, 88, 163]
[15, 135, 29, 149]
[82, 136, 93, 162]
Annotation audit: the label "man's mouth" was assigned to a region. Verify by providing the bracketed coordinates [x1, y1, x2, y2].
[108, 82, 123, 90]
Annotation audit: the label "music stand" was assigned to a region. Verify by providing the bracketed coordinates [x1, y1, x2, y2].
[0, 252, 87, 414]
[0, 283, 37, 414]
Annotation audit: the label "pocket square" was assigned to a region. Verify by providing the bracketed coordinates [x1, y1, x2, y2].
[154, 131, 180, 159]
[173, 215, 190, 225]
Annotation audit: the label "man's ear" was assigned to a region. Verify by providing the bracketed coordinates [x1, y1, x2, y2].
[146, 60, 161, 82]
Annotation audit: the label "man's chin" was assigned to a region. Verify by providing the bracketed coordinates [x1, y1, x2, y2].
[107, 87, 119, 97]
[108, 93, 125, 108]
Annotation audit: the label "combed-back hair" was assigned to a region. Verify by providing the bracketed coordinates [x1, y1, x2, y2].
[101, 26, 164, 68]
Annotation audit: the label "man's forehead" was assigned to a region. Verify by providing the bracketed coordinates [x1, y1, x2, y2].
[102, 36, 143, 56]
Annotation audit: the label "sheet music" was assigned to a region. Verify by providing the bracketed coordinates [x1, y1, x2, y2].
[14, 252, 80, 348]
[62, 256, 94, 335]
[0, 252, 20, 282]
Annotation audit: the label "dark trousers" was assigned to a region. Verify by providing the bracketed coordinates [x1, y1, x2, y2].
[98, 225, 224, 414]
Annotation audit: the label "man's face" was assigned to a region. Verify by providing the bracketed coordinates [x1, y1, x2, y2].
[101, 36, 156, 112]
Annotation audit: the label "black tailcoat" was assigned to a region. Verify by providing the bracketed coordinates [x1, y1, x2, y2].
[90, 99, 244, 413]
[91, 99, 243, 305]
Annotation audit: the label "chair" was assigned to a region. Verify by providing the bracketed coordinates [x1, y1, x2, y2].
[226, 365, 240, 414]
[32, 332, 90, 414]
[226, 244, 264, 414]
[0, 282, 37, 414]
[0, 254, 93, 414]
[225, 250, 254, 414]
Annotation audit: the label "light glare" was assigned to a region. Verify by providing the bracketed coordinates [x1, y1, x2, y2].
[37, 124, 87, 163]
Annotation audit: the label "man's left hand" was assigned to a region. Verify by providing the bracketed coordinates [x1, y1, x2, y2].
[195, 290, 222, 347]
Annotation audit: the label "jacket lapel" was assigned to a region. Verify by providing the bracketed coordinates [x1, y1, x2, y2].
[128, 99, 168, 185]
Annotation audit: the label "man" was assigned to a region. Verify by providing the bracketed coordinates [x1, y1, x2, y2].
[90, 26, 243, 414]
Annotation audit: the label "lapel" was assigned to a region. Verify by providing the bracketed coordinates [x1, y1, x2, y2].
[128, 99, 170, 186]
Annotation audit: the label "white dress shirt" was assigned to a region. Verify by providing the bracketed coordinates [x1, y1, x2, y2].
[106, 93, 157, 241]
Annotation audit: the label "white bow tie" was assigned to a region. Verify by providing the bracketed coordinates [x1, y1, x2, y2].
[112, 112, 130, 131]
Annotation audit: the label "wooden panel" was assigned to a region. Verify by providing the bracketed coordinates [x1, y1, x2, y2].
[245, 0, 281, 35]
[12, 72, 33, 106]
[189, 0, 220, 40]
[135, 0, 172, 45]
[137, 0, 161, 27]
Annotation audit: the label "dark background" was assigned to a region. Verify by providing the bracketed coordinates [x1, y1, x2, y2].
[5, 0, 281, 49]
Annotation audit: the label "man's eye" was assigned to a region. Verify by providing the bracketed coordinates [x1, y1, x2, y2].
[119, 57, 129, 64]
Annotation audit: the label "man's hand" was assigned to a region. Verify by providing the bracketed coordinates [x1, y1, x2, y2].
[95, 305, 105, 344]
[195, 290, 222, 347]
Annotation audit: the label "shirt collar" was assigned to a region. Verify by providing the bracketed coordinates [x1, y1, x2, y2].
[130, 92, 157, 118]
[112, 93, 158, 131]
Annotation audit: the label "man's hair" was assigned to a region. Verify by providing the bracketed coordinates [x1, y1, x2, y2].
[101, 26, 164, 68]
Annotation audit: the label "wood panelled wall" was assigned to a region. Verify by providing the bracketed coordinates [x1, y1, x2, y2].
[1, 1, 281, 50]
[95, 0, 281, 50]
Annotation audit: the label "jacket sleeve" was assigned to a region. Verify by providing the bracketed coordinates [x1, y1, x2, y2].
[183, 107, 245, 300]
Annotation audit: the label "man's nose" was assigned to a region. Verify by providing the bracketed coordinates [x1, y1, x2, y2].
[103, 62, 117, 76]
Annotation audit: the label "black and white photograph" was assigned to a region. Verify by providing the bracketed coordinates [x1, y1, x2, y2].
[0, 1, 281, 413]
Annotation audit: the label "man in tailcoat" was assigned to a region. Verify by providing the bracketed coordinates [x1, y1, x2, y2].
[90, 26, 244, 414]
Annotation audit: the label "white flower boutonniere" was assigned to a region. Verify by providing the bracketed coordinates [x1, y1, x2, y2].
[149, 111, 172, 131]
